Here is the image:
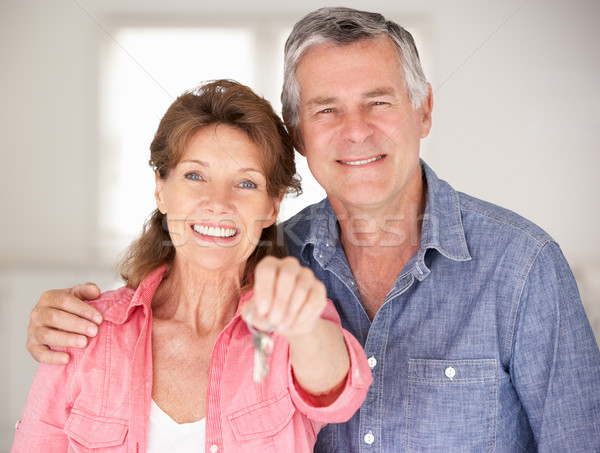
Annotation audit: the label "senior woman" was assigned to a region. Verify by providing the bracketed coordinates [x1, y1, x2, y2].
[12, 80, 371, 452]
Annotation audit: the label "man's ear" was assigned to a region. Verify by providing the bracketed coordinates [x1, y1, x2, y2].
[154, 171, 167, 214]
[283, 116, 305, 156]
[420, 83, 434, 139]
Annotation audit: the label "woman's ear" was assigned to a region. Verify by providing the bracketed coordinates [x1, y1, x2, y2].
[155, 171, 167, 214]
[265, 192, 285, 228]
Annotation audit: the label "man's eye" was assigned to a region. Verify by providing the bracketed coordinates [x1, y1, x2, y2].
[185, 172, 202, 181]
[238, 180, 257, 189]
[319, 108, 334, 114]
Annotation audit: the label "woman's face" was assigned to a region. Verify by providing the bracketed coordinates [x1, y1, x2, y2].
[155, 124, 281, 274]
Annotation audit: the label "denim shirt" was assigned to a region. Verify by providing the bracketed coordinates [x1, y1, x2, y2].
[284, 161, 600, 452]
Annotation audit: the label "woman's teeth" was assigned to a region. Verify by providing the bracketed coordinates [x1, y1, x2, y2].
[192, 225, 237, 237]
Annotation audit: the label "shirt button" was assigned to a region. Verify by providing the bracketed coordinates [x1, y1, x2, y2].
[364, 431, 375, 445]
[210, 445, 218, 453]
[367, 356, 377, 368]
[445, 366, 456, 379]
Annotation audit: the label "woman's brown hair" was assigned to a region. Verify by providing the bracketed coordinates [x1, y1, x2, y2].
[118, 79, 301, 289]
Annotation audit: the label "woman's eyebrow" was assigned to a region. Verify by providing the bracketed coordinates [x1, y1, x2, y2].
[180, 159, 209, 166]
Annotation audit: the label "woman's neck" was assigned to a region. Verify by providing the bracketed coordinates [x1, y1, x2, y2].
[151, 260, 243, 334]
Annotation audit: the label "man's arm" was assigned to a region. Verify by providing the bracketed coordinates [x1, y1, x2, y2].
[27, 283, 103, 364]
[511, 241, 600, 450]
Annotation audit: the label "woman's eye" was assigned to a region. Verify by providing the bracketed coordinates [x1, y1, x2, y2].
[238, 180, 257, 189]
[185, 172, 202, 181]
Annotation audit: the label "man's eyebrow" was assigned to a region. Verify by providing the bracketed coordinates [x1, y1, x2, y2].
[306, 96, 338, 107]
[364, 87, 395, 98]
[306, 88, 395, 107]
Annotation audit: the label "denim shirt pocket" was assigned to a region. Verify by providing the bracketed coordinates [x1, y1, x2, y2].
[227, 389, 295, 450]
[406, 358, 498, 453]
[63, 408, 128, 452]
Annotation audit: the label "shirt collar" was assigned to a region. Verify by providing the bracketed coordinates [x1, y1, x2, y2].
[300, 160, 471, 268]
[420, 160, 471, 262]
[102, 265, 167, 324]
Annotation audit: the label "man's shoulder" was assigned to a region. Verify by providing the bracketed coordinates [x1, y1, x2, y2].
[283, 198, 329, 227]
[457, 191, 554, 247]
[283, 198, 330, 257]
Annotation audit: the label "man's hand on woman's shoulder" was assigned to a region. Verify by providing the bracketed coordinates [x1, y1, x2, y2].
[27, 283, 103, 364]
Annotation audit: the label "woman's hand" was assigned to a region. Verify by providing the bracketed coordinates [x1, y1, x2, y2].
[244, 256, 327, 338]
[27, 284, 103, 364]
[242, 256, 350, 400]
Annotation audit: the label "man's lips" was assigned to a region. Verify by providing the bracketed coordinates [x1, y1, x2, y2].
[336, 155, 385, 166]
[191, 224, 238, 238]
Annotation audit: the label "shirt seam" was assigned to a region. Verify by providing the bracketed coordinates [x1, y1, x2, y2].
[504, 240, 552, 367]
[461, 203, 553, 246]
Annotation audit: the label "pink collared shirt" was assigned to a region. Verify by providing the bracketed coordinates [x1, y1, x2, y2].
[12, 266, 372, 452]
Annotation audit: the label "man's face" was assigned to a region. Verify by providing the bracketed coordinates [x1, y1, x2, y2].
[295, 36, 432, 213]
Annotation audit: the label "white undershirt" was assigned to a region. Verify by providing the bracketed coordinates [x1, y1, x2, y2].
[147, 399, 206, 453]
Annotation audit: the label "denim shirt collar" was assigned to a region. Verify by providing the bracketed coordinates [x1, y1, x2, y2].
[299, 160, 471, 276]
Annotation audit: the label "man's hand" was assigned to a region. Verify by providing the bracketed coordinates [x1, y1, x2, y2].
[27, 283, 103, 364]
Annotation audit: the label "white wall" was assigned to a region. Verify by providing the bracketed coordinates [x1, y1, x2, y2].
[1, 0, 599, 450]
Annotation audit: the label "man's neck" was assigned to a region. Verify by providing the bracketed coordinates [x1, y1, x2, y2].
[329, 181, 427, 319]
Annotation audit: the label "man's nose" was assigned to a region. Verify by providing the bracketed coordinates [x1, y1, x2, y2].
[340, 110, 373, 143]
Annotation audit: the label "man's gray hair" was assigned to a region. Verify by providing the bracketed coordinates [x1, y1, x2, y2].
[282, 7, 429, 129]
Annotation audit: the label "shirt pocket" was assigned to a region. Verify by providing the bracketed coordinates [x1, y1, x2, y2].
[227, 389, 295, 451]
[406, 358, 498, 453]
[63, 408, 128, 452]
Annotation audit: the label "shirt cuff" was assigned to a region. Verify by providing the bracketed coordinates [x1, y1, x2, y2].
[287, 328, 372, 423]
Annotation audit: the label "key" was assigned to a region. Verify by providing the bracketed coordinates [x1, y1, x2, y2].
[253, 330, 274, 383]
[246, 307, 274, 383]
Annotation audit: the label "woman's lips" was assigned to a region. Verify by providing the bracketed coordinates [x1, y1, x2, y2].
[192, 224, 238, 238]
[190, 224, 241, 244]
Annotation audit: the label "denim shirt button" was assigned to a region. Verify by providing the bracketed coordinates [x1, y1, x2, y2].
[368, 356, 377, 368]
[445, 366, 456, 379]
[364, 431, 375, 444]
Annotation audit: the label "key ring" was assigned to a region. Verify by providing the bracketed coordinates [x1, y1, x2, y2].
[246, 307, 275, 335]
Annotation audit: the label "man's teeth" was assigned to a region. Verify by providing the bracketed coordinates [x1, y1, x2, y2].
[192, 225, 237, 238]
[339, 155, 383, 166]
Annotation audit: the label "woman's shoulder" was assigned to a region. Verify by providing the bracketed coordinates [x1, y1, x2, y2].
[87, 286, 136, 319]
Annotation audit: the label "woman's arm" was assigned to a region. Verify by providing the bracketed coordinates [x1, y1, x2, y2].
[244, 256, 356, 402]
[11, 355, 74, 451]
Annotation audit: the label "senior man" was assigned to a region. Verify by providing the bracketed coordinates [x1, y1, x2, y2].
[25, 7, 600, 452]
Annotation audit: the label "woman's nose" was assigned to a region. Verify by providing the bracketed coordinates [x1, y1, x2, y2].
[201, 185, 233, 215]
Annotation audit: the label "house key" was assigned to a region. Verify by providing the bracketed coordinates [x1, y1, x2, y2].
[246, 308, 274, 383]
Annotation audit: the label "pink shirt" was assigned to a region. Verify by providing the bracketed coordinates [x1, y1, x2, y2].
[12, 266, 372, 452]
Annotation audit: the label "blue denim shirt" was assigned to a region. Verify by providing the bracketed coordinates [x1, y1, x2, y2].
[284, 161, 600, 452]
